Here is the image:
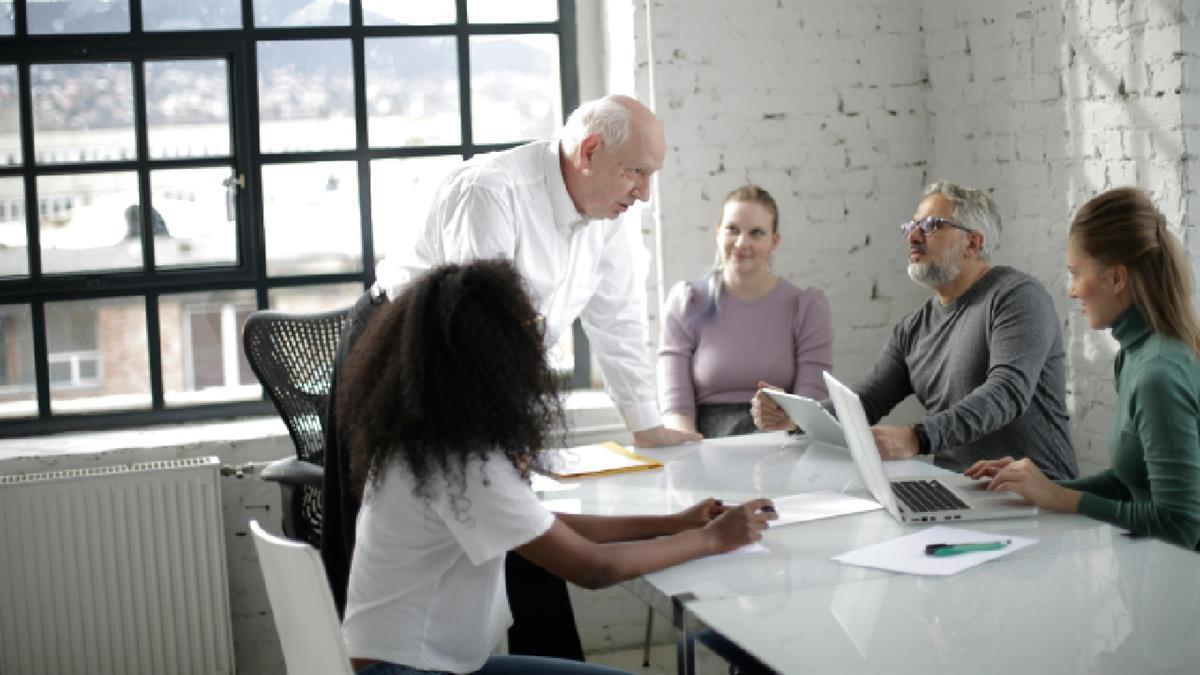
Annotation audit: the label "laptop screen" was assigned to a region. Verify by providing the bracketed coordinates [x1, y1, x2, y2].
[822, 370, 902, 519]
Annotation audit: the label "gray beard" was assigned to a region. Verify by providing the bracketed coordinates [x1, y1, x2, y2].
[908, 258, 961, 287]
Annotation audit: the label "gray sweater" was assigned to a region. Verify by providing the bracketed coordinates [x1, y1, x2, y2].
[853, 266, 1079, 479]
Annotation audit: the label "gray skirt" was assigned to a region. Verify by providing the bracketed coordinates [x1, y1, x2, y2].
[696, 402, 759, 439]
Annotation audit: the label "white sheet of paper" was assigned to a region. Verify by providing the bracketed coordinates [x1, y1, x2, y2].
[543, 445, 651, 475]
[832, 525, 1036, 576]
[769, 491, 882, 527]
[712, 542, 769, 558]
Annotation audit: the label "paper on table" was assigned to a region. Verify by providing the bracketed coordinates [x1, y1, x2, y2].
[712, 542, 769, 558]
[539, 442, 662, 479]
[769, 491, 882, 527]
[832, 525, 1036, 576]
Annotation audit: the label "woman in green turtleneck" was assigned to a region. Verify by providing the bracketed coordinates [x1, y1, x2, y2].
[965, 187, 1200, 550]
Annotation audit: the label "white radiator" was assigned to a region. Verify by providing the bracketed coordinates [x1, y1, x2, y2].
[0, 456, 235, 674]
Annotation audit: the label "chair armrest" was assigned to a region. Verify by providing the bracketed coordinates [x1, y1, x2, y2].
[261, 456, 324, 488]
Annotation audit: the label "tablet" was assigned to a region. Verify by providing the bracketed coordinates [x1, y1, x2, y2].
[764, 389, 846, 448]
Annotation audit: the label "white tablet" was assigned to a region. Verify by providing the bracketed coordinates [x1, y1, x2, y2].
[764, 389, 846, 448]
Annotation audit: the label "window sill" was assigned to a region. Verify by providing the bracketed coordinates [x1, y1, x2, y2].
[0, 389, 627, 469]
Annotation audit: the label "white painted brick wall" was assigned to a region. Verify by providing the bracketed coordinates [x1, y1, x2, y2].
[640, 0, 933, 409]
[626, 0, 1200, 473]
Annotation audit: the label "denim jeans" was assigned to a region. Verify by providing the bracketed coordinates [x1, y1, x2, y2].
[356, 656, 631, 675]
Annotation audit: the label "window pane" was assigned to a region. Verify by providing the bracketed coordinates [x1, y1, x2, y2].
[258, 40, 355, 154]
[0, 1, 12, 35]
[38, 171, 142, 275]
[0, 304, 35, 419]
[370, 156, 458, 264]
[262, 161, 361, 276]
[268, 283, 361, 313]
[469, 35, 561, 144]
[363, 0, 454, 25]
[27, 0, 130, 34]
[159, 289, 260, 407]
[366, 37, 460, 148]
[146, 59, 231, 159]
[254, 0, 348, 27]
[0, 65, 20, 166]
[467, 0, 556, 23]
[0, 176, 26, 277]
[151, 166, 237, 269]
[47, 296, 151, 414]
[142, 0, 242, 31]
[32, 62, 135, 164]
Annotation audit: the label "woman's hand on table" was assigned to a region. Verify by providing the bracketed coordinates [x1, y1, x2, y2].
[702, 498, 778, 553]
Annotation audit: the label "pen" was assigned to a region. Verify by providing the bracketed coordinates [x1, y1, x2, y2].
[924, 540, 1011, 557]
[714, 500, 776, 513]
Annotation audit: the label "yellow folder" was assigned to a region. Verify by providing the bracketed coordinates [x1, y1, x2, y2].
[539, 441, 663, 479]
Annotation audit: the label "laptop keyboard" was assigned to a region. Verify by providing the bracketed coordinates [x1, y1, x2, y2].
[892, 480, 970, 513]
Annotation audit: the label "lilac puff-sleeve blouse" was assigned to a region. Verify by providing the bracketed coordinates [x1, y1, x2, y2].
[658, 279, 834, 418]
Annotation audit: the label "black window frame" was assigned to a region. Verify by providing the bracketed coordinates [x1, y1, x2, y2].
[0, 0, 582, 437]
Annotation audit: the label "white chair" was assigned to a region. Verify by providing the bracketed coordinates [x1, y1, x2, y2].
[250, 520, 354, 675]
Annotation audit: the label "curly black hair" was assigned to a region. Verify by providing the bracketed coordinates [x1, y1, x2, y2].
[337, 259, 564, 505]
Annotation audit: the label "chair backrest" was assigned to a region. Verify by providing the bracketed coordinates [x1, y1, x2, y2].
[250, 520, 354, 675]
[243, 306, 352, 545]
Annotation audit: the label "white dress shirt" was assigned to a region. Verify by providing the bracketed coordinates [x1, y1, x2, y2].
[374, 140, 660, 430]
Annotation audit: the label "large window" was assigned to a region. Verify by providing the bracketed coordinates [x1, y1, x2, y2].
[0, 0, 579, 435]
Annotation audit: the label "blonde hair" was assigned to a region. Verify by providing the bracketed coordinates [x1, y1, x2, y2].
[1070, 187, 1200, 356]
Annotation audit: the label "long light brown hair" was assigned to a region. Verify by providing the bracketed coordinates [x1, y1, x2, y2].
[1070, 187, 1200, 356]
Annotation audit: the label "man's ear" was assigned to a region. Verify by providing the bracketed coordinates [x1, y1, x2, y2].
[577, 134, 602, 168]
[967, 230, 985, 258]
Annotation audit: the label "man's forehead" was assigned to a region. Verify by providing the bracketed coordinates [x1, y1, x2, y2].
[915, 193, 955, 217]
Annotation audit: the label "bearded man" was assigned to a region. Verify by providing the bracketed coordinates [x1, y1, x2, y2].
[753, 181, 1078, 479]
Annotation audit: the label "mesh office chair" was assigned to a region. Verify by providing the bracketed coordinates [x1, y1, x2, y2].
[250, 520, 354, 675]
[243, 307, 351, 547]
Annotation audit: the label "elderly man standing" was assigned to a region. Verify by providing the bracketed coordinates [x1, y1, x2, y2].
[754, 180, 1078, 481]
[324, 95, 699, 661]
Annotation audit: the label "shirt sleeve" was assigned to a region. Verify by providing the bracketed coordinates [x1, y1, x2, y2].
[437, 177, 519, 264]
[791, 289, 834, 400]
[1058, 469, 1130, 500]
[657, 282, 700, 417]
[851, 319, 916, 425]
[1072, 361, 1200, 548]
[579, 218, 660, 431]
[921, 279, 1059, 454]
[438, 458, 556, 567]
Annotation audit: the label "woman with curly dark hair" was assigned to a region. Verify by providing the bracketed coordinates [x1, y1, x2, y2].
[337, 259, 775, 675]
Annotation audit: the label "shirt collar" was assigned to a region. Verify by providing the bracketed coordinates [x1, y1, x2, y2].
[1111, 304, 1153, 349]
[544, 140, 589, 233]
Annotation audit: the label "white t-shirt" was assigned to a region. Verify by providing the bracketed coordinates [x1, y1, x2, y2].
[373, 140, 660, 431]
[342, 455, 556, 672]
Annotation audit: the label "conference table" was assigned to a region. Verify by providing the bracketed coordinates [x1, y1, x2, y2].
[534, 432, 1200, 674]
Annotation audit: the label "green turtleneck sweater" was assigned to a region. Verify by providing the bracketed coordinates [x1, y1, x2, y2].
[1059, 306, 1200, 549]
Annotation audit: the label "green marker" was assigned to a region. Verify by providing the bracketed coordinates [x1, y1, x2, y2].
[924, 540, 1011, 557]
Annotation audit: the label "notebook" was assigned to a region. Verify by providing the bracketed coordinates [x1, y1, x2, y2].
[821, 370, 1038, 524]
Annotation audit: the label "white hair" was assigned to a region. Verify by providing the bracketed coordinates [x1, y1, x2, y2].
[922, 180, 1002, 258]
[558, 97, 632, 155]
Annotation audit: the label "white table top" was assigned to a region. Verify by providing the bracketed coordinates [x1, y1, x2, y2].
[538, 432, 1197, 674]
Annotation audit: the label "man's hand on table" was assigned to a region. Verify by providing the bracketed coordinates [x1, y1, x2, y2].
[633, 425, 702, 447]
[871, 425, 920, 460]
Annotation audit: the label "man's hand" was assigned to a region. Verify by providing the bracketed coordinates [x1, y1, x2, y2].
[633, 425, 702, 448]
[751, 381, 796, 432]
[871, 425, 920, 460]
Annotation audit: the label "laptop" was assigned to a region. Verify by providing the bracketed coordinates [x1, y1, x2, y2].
[764, 389, 846, 448]
[822, 370, 1037, 523]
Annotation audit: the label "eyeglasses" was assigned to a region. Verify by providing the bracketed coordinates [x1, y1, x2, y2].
[900, 216, 973, 237]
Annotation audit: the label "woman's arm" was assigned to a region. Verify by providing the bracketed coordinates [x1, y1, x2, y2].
[515, 500, 776, 589]
[791, 289, 834, 400]
[658, 282, 701, 421]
